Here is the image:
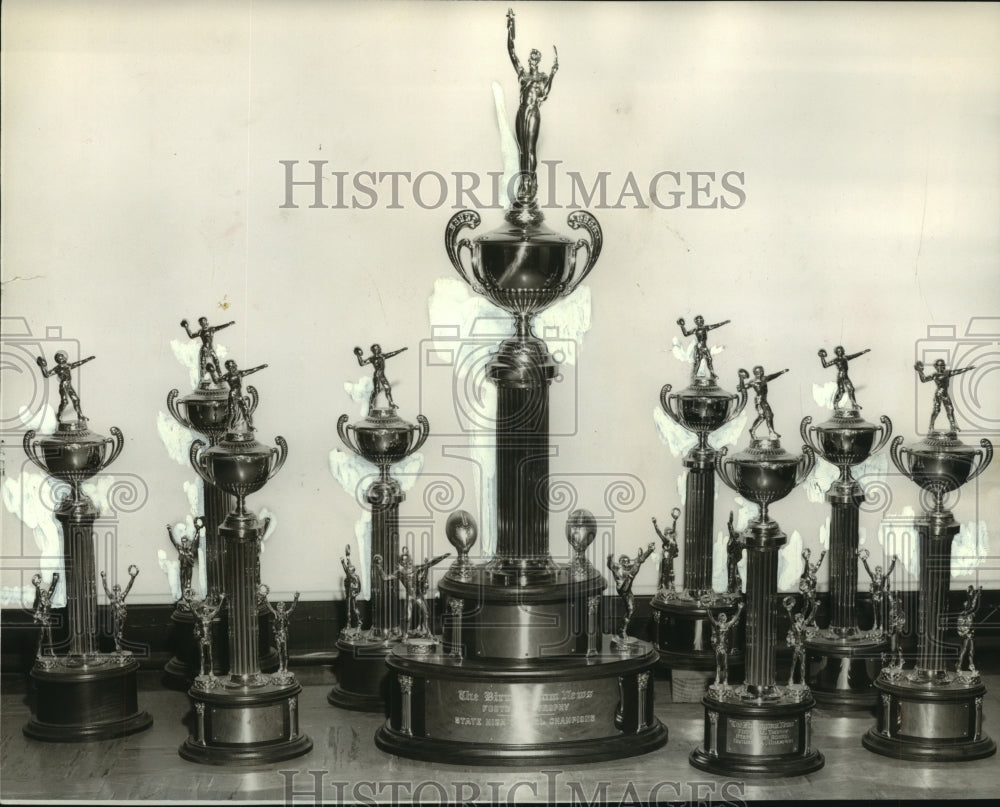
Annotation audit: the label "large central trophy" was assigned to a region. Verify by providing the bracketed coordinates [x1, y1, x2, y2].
[690, 366, 824, 776]
[375, 11, 667, 764]
[653, 316, 747, 675]
[799, 345, 893, 707]
[179, 359, 311, 764]
[863, 359, 994, 761]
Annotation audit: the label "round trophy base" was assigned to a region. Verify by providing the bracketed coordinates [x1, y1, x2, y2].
[23, 656, 153, 742]
[862, 673, 995, 762]
[689, 690, 823, 777]
[179, 677, 312, 766]
[327, 635, 395, 712]
[805, 634, 888, 709]
[650, 595, 745, 672]
[376, 642, 666, 766]
[162, 606, 279, 690]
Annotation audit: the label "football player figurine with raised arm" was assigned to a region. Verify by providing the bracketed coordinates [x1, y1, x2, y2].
[914, 359, 975, 434]
[608, 543, 656, 650]
[652, 509, 681, 597]
[819, 346, 870, 411]
[181, 317, 235, 387]
[355, 344, 408, 411]
[36, 352, 95, 423]
[739, 365, 789, 440]
[678, 315, 731, 382]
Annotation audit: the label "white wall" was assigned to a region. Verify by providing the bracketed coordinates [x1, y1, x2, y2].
[2, 1, 998, 605]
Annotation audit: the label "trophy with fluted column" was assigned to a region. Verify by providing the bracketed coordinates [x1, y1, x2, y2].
[799, 345, 893, 707]
[163, 317, 278, 687]
[328, 343, 429, 710]
[22, 351, 152, 741]
[862, 358, 994, 761]
[179, 362, 311, 764]
[690, 365, 824, 776]
[653, 316, 747, 675]
[375, 9, 666, 765]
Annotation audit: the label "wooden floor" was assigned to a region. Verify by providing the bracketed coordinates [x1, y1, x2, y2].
[2, 664, 999, 803]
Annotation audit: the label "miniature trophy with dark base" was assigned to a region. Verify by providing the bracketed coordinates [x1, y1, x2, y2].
[655, 316, 747, 674]
[862, 359, 994, 761]
[330, 352, 429, 710]
[22, 351, 152, 741]
[690, 366, 824, 776]
[179, 364, 311, 765]
[800, 346, 893, 707]
[375, 10, 666, 765]
[164, 318, 277, 687]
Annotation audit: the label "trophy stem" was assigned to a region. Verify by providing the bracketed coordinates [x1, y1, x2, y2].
[203, 481, 232, 596]
[223, 519, 262, 680]
[493, 379, 551, 563]
[56, 503, 99, 657]
[915, 515, 958, 676]
[682, 460, 715, 593]
[743, 526, 783, 694]
[371, 491, 402, 637]
[828, 499, 861, 633]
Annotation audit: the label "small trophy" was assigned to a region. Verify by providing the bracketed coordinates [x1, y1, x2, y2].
[329, 343, 429, 710]
[800, 345, 893, 707]
[180, 361, 311, 764]
[374, 548, 450, 655]
[690, 365, 824, 776]
[653, 316, 747, 674]
[445, 510, 478, 583]
[651, 508, 681, 600]
[164, 318, 277, 687]
[862, 359, 994, 761]
[22, 351, 152, 741]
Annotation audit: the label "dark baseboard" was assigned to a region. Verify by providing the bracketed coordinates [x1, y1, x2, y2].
[3, 590, 998, 677]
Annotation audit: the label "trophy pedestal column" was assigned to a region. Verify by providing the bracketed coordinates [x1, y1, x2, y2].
[863, 513, 995, 761]
[24, 497, 151, 742]
[806, 486, 886, 708]
[691, 519, 823, 776]
[376, 569, 667, 765]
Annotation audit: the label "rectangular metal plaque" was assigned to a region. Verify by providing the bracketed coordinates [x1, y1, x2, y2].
[898, 701, 969, 740]
[210, 703, 286, 744]
[423, 678, 619, 743]
[725, 717, 799, 756]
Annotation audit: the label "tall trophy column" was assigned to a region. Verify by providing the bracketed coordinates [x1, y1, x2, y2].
[800, 345, 893, 707]
[179, 361, 312, 764]
[375, 10, 666, 765]
[690, 366, 824, 776]
[164, 317, 277, 687]
[329, 344, 429, 710]
[22, 351, 152, 741]
[653, 316, 747, 676]
[862, 359, 995, 761]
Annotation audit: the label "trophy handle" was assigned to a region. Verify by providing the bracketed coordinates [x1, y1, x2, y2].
[724, 384, 749, 424]
[795, 444, 816, 484]
[337, 414, 361, 457]
[166, 388, 191, 429]
[245, 385, 260, 418]
[268, 436, 288, 481]
[714, 446, 738, 492]
[409, 414, 430, 455]
[871, 415, 894, 456]
[565, 210, 603, 292]
[22, 430, 48, 475]
[659, 383, 681, 425]
[445, 210, 482, 290]
[189, 439, 214, 486]
[799, 416, 824, 460]
[966, 438, 994, 485]
[889, 435, 912, 480]
[100, 426, 125, 471]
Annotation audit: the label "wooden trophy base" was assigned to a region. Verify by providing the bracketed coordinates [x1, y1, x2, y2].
[862, 672, 996, 761]
[327, 635, 396, 712]
[690, 686, 824, 777]
[651, 594, 745, 672]
[806, 632, 888, 710]
[24, 655, 153, 742]
[375, 642, 667, 766]
[179, 675, 313, 765]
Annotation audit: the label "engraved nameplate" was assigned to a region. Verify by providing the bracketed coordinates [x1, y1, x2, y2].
[210, 703, 285, 744]
[423, 679, 619, 743]
[725, 717, 799, 756]
[898, 701, 969, 740]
